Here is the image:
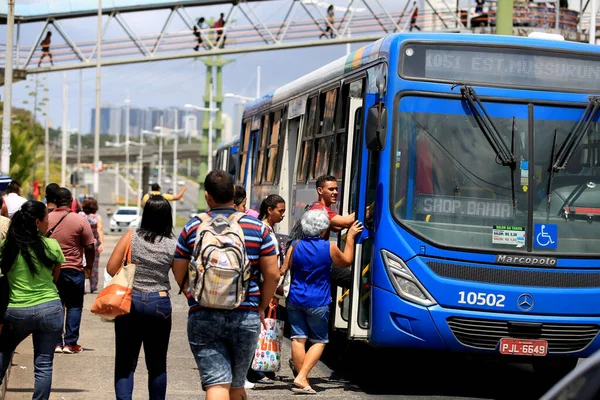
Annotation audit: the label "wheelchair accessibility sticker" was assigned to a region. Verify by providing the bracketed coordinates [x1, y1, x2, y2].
[534, 224, 558, 249]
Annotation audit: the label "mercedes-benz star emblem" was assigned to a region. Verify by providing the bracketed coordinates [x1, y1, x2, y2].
[517, 293, 534, 311]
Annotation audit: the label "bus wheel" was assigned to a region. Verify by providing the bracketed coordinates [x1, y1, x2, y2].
[532, 358, 578, 380]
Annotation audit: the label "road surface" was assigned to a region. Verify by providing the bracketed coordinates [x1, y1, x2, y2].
[4, 234, 566, 399]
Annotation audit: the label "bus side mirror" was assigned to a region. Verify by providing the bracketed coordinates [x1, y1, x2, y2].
[366, 104, 387, 151]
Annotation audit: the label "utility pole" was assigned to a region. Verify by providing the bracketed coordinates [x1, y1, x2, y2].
[93, 0, 103, 197]
[173, 108, 179, 224]
[77, 69, 83, 197]
[208, 78, 214, 175]
[44, 86, 50, 187]
[115, 122, 120, 204]
[137, 128, 144, 212]
[496, 0, 514, 36]
[1, 0, 15, 175]
[61, 72, 68, 187]
[158, 115, 164, 188]
[591, 0, 597, 44]
[125, 96, 130, 206]
[186, 111, 192, 177]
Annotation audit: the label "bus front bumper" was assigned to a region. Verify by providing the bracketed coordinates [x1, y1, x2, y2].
[370, 287, 600, 358]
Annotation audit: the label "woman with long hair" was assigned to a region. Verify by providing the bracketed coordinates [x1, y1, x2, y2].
[0, 201, 66, 399]
[79, 198, 104, 293]
[107, 195, 178, 400]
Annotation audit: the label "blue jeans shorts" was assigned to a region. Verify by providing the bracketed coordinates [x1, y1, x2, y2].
[187, 309, 260, 390]
[287, 303, 329, 344]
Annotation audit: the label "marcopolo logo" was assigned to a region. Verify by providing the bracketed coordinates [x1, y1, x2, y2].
[496, 254, 557, 267]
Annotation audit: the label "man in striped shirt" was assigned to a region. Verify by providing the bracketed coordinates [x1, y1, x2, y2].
[172, 170, 279, 400]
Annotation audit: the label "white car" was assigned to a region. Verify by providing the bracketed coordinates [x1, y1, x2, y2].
[109, 206, 141, 233]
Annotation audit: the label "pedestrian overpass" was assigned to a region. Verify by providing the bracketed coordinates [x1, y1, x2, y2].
[1, 0, 593, 75]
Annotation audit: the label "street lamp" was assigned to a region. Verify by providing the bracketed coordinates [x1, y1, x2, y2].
[106, 139, 146, 208]
[224, 93, 256, 103]
[153, 122, 184, 223]
[185, 103, 219, 174]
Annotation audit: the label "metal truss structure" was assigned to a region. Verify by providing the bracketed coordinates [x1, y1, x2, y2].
[1, 0, 467, 74]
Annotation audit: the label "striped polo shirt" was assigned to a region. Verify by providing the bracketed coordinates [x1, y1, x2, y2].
[174, 206, 276, 313]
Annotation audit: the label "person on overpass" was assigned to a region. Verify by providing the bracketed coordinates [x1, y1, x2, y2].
[214, 13, 226, 48]
[37, 31, 54, 67]
[193, 17, 206, 51]
[142, 183, 186, 207]
[320, 5, 336, 39]
[410, 2, 421, 31]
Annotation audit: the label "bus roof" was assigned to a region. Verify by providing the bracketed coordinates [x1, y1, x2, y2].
[242, 32, 600, 119]
[216, 135, 240, 150]
[242, 34, 397, 118]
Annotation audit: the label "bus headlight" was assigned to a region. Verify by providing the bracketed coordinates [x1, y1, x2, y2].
[381, 250, 436, 307]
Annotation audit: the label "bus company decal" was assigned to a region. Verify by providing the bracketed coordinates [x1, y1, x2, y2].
[495, 254, 557, 267]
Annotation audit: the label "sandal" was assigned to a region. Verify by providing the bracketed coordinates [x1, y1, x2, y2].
[291, 385, 317, 394]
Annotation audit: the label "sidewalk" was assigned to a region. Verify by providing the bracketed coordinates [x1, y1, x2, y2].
[4, 234, 357, 399]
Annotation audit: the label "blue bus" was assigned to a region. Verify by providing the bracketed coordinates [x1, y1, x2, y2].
[228, 32, 600, 373]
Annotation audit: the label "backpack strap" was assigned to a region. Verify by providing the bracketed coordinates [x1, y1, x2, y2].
[228, 212, 245, 224]
[197, 213, 212, 223]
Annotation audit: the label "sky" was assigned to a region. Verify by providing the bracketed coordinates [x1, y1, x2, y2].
[0, 0, 397, 135]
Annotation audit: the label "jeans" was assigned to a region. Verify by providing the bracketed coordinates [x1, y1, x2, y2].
[0, 300, 63, 400]
[114, 291, 172, 400]
[188, 309, 260, 390]
[55, 268, 84, 347]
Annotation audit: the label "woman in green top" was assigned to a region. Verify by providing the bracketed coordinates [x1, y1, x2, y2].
[0, 201, 65, 400]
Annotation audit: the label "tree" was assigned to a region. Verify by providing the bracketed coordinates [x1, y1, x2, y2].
[9, 118, 40, 190]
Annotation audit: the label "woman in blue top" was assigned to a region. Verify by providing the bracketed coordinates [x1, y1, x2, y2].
[280, 209, 362, 394]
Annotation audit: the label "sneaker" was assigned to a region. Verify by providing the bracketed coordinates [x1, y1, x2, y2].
[244, 380, 255, 389]
[62, 345, 83, 354]
[54, 346, 63, 353]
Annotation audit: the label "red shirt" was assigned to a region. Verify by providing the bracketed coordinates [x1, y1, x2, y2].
[309, 201, 337, 240]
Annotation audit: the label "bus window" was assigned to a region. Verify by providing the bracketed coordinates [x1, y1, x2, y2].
[297, 96, 318, 182]
[321, 89, 337, 134]
[314, 135, 334, 177]
[265, 110, 282, 183]
[237, 122, 251, 184]
[313, 89, 337, 179]
[255, 114, 270, 184]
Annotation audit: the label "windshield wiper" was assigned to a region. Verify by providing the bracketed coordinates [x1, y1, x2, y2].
[552, 96, 600, 172]
[546, 97, 600, 218]
[546, 129, 559, 218]
[459, 85, 516, 167]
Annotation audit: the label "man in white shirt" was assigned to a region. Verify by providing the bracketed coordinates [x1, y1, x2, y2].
[3, 181, 27, 219]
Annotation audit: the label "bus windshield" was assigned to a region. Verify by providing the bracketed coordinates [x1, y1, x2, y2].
[392, 96, 600, 255]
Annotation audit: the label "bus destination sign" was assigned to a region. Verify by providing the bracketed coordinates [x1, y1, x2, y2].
[415, 195, 513, 219]
[401, 43, 600, 92]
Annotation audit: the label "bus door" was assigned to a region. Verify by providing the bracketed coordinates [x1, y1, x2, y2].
[243, 130, 260, 203]
[280, 115, 302, 233]
[333, 81, 367, 337]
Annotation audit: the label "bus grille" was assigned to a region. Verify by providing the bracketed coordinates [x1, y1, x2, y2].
[447, 317, 600, 354]
[427, 261, 600, 288]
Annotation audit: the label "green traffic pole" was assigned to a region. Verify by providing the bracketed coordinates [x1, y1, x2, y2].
[496, 0, 514, 36]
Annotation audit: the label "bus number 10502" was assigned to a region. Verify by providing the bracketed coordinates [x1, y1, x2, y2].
[458, 291, 506, 308]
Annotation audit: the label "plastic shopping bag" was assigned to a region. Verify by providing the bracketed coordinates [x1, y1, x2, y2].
[251, 304, 284, 372]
